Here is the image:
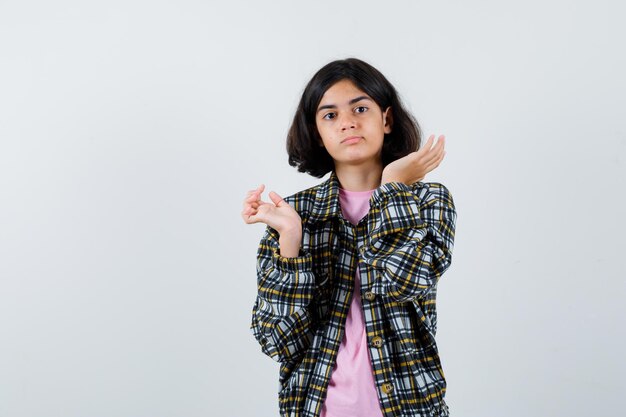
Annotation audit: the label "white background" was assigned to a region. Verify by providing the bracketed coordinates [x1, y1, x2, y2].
[1, 1, 624, 416]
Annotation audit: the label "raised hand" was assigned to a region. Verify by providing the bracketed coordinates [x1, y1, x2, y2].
[381, 134, 446, 185]
[241, 184, 302, 234]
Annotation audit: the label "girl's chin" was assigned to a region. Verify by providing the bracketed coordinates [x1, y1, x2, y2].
[332, 155, 381, 166]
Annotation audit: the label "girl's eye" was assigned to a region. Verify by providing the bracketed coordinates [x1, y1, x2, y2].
[322, 112, 336, 120]
[355, 106, 368, 113]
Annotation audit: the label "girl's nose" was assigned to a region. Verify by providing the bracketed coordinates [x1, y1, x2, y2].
[339, 113, 357, 130]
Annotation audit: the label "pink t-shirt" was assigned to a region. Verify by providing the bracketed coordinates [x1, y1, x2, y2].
[320, 187, 384, 417]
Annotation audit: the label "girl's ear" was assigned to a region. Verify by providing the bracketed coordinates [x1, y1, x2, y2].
[383, 106, 393, 134]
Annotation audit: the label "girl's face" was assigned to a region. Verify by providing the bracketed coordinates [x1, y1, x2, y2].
[315, 79, 392, 170]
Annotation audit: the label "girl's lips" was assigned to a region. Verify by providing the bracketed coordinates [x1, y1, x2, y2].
[342, 136, 362, 144]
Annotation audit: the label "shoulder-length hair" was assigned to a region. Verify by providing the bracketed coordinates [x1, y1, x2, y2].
[286, 57, 422, 178]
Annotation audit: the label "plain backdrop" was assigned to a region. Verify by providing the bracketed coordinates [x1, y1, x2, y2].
[1, 1, 624, 416]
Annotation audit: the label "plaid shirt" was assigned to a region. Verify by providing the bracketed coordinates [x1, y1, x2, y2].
[250, 170, 457, 417]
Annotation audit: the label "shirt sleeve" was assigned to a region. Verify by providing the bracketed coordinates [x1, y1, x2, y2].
[249, 224, 317, 363]
[361, 181, 457, 303]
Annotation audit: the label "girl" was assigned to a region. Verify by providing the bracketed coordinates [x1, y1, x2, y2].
[241, 58, 456, 417]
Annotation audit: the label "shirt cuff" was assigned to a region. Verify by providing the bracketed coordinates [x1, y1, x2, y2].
[271, 247, 313, 273]
[369, 181, 414, 208]
[368, 181, 427, 241]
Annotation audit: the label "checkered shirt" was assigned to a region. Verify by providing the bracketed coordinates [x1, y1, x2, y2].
[250, 170, 457, 417]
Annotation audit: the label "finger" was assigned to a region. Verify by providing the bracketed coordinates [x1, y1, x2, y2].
[242, 211, 259, 224]
[433, 145, 446, 162]
[243, 196, 266, 213]
[243, 202, 262, 216]
[242, 204, 256, 214]
[434, 149, 445, 164]
[247, 207, 265, 224]
[423, 150, 446, 174]
[419, 142, 442, 165]
[243, 207, 257, 217]
[416, 135, 435, 156]
[428, 135, 444, 152]
[432, 138, 445, 160]
[247, 200, 266, 211]
[248, 202, 261, 212]
[245, 188, 266, 203]
[255, 184, 266, 200]
[424, 135, 435, 150]
[268, 191, 285, 206]
[246, 185, 262, 196]
[249, 201, 268, 214]
[435, 135, 445, 150]
[246, 184, 265, 198]
[422, 148, 445, 172]
[244, 186, 264, 208]
[421, 160, 439, 176]
[243, 196, 261, 211]
[421, 135, 445, 161]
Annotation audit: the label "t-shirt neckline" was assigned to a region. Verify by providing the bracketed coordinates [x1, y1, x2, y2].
[338, 187, 376, 194]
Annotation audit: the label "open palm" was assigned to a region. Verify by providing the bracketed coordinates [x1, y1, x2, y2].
[382, 134, 446, 185]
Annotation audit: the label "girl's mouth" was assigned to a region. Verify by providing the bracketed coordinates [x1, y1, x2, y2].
[341, 136, 362, 144]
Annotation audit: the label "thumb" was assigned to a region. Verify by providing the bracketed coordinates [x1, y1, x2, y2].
[268, 191, 286, 207]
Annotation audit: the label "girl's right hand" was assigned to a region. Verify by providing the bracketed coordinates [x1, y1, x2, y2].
[241, 184, 302, 234]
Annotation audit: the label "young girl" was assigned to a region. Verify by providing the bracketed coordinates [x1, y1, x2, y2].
[241, 58, 456, 417]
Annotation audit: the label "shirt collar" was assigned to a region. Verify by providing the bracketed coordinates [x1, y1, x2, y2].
[308, 170, 342, 224]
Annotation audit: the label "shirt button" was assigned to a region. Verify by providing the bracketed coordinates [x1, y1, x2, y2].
[364, 291, 375, 301]
[382, 383, 394, 394]
[371, 336, 383, 348]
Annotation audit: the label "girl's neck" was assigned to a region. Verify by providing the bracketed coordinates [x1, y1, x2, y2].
[335, 163, 383, 192]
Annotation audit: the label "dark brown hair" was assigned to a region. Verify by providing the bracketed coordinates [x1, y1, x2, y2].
[286, 58, 422, 178]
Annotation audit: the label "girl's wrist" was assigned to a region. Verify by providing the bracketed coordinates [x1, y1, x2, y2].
[278, 224, 302, 238]
[381, 176, 404, 186]
[278, 230, 302, 258]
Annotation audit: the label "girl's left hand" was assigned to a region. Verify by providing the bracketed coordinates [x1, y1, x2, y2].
[381, 134, 446, 185]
